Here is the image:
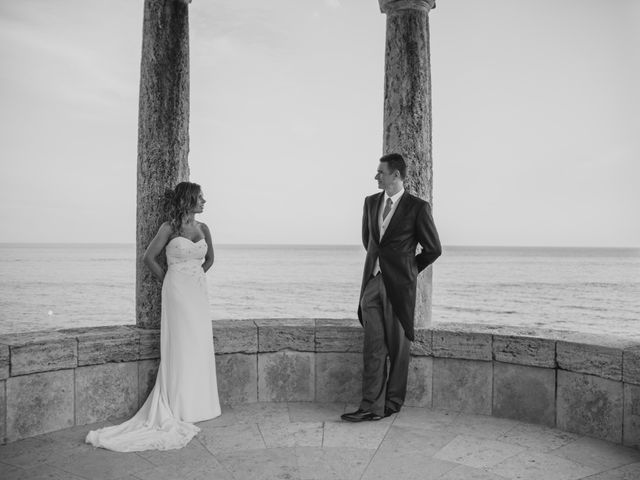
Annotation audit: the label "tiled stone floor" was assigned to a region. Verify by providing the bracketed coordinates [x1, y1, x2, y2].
[1, 402, 639, 480]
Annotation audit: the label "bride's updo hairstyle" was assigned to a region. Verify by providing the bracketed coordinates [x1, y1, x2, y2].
[164, 181, 202, 236]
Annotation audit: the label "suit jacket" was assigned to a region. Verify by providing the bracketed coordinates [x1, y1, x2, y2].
[358, 191, 442, 341]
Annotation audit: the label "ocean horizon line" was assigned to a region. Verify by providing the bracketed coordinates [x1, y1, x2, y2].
[1, 242, 639, 251]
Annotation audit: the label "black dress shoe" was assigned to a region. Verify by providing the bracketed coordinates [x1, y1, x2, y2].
[341, 409, 383, 422]
[384, 407, 398, 418]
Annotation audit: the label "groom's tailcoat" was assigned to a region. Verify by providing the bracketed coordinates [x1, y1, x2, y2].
[357, 191, 442, 341]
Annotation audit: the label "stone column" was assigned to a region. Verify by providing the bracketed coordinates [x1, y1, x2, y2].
[379, 0, 436, 328]
[136, 0, 191, 329]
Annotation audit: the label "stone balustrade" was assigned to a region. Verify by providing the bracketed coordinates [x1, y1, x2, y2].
[0, 319, 638, 449]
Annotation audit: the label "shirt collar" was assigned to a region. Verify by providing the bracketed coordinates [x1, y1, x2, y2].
[384, 188, 404, 204]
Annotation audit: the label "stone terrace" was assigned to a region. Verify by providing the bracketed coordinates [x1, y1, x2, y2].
[1, 402, 640, 480]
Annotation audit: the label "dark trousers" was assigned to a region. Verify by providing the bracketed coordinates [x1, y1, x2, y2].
[359, 274, 411, 416]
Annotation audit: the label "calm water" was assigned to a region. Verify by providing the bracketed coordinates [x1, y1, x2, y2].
[1, 244, 639, 339]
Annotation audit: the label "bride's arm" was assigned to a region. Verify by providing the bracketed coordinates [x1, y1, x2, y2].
[201, 223, 214, 273]
[143, 222, 173, 281]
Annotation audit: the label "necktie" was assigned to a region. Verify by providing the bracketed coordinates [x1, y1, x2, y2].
[382, 198, 393, 220]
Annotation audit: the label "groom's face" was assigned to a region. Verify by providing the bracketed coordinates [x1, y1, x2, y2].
[375, 162, 397, 190]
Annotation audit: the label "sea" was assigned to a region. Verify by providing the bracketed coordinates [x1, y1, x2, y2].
[1, 244, 639, 340]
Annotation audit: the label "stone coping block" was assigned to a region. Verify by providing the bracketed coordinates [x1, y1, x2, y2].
[431, 328, 492, 361]
[493, 334, 556, 368]
[59, 325, 139, 366]
[256, 319, 315, 352]
[410, 328, 432, 356]
[314, 319, 363, 353]
[623, 346, 640, 386]
[135, 328, 161, 360]
[0, 331, 77, 376]
[0, 344, 8, 380]
[556, 333, 635, 381]
[212, 320, 258, 354]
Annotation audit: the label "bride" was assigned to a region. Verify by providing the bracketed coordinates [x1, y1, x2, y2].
[86, 182, 221, 451]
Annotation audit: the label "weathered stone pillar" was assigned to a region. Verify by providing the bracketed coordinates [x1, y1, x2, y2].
[379, 0, 436, 328]
[136, 0, 191, 329]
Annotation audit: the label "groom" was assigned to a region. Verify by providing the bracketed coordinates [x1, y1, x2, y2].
[342, 153, 441, 422]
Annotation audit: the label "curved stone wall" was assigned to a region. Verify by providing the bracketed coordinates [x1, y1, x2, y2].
[0, 319, 638, 449]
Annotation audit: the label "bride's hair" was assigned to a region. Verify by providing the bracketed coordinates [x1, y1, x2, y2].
[163, 181, 201, 236]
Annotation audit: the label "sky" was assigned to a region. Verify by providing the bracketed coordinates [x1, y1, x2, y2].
[0, 0, 638, 247]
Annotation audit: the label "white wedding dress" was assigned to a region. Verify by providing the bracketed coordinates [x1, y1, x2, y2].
[86, 237, 221, 452]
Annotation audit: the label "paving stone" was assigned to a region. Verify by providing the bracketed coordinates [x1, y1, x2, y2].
[215, 353, 257, 404]
[557, 338, 627, 381]
[438, 465, 510, 480]
[37, 420, 113, 451]
[295, 446, 375, 480]
[315, 319, 363, 353]
[134, 437, 233, 480]
[194, 404, 238, 429]
[405, 356, 432, 407]
[136, 328, 160, 360]
[0, 463, 88, 480]
[216, 447, 299, 480]
[6, 370, 74, 441]
[0, 344, 9, 380]
[497, 423, 580, 452]
[1, 331, 77, 376]
[230, 402, 290, 426]
[322, 419, 392, 449]
[493, 361, 556, 426]
[393, 406, 458, 431]
[450, 414, 520, 440]
[432, 328, 492, 360]
[493, 334, 556, 368]
[378, 424, 457, 456]
[315, 352, 362, 403]
[137, 359, 159, 408]
[434, 435, 526, 469]
[287, 402, 345, 423]
[258, 351, 314, 402]
[362, 450, 457, 480]
[623, 346, 640, 385]
[557, 370, 624, 443]
[45, 445, 155, 480]
[212, 319, 258, 354]
[551, 436, 640, 471]
[433, 358, 492, 414]
[258, 421, 323, 448]
[60, 326, 139, 366]
[2, 401, 640, 479]
[75, 362, 138, 425]
[0, 428, 90, 469]
[198, 422, 265, 454]
[256, 319, 315, 352]
[578, 462, 640, 480]
[410, 328, 432, 356]
[489, 450, 597, 480]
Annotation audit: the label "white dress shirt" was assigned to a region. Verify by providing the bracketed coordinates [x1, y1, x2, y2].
[373, 188, 404, 275]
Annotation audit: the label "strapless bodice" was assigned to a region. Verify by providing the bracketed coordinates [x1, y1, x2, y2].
[166, 237, 207, 277]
